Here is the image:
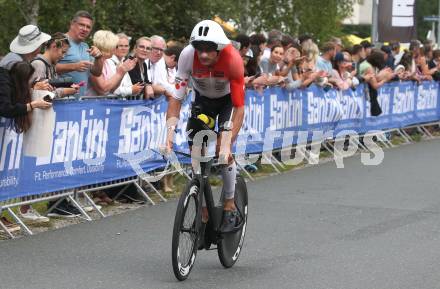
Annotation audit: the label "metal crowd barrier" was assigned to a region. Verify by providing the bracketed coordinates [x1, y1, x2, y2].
[1, 90, 440, 239]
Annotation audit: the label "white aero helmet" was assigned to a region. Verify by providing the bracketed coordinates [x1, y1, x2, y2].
[190, 20, 231, 51]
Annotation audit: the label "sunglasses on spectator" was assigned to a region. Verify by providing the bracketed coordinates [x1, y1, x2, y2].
[137, 45, 152, 51]
[55, 38, 68, 48]
[151, 47, 164, 53]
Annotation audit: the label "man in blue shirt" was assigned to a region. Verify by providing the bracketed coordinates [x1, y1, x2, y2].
[57, 11, 104, 96]
[316, 42, 336, 75]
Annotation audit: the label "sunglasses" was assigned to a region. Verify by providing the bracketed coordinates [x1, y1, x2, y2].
[152, 46, 164, 52]
[137, 45, 152, 51]
[192, 41, 218, 53]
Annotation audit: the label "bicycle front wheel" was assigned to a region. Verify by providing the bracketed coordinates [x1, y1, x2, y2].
[171, 179, 201, 281]
[217, 175, 249, 268]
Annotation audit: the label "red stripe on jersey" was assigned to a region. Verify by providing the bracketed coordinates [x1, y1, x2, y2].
[193, 44, 245, 107]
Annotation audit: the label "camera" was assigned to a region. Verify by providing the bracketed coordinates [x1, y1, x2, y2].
[43, 94, 54, 103]
[48, 77, 74, 88]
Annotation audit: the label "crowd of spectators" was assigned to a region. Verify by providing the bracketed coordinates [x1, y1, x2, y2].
[237, 31, 440, 95]
[1, 10, 440, 232]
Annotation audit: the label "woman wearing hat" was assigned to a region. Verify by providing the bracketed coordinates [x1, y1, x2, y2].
[0, 25, 53, 119]
[0, 25, 55, 229]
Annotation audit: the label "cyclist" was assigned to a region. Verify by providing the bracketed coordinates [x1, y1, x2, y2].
[165, 20, 245, 233]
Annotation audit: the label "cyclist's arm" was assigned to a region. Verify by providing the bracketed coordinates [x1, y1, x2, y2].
[228, 49, 245, 143]
[166, 45, 194, 146]
[171, 45, 194, 102]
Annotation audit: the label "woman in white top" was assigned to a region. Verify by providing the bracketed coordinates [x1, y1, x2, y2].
[105, 33, 144, 97]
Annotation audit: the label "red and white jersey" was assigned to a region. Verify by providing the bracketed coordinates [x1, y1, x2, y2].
[173, 44, 245, 107]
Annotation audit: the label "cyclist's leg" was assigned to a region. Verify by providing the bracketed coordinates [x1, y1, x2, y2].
[216, 96, 237, 212]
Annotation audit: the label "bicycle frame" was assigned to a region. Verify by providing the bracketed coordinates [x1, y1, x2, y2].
[195, 159, 224, 233]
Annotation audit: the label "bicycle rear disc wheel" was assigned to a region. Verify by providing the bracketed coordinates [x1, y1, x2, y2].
[218, 175, 249, 268]
[171, 179, 201, 281]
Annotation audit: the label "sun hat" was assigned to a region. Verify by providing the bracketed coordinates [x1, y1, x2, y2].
[10, 25, 51, 54]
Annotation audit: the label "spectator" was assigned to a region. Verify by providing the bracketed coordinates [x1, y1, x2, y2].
[283, 46, 305, 90]
[410, 40, 436, 80]
[279, 45, 303, 77]
[147, 35, 174, 98]
[298, 43, 324, 88]
[56, 10, 105, 96]
[423, 40, 434, 61]
[428, 49, 440, 81]
[88, 30, 137, 96]
[31, 32, 80, 98]
[166, 40, 181, 48]
[331, 52, 359, 90]
[281, 34, 296, 51]
[302, 42, 319, 72]
[359, 49, 394, 87]
[351, 44, 365, 64]
[102, 33, 143, 97]
[0, 25, 53, 226]
[0, 26, 49, 70]
[249, 33, 267, 54]
[330, 36, 343, 53]
[423, 45, 434, 63]
[9, 62, 53, 223]
[260, 44, 283, 75]
[396, 51, 418, 81]
[0, 25, 53, 117]
[381, 45, 395, 69]
[351, 44, 365, 78]
[298, 34, 313, 47]
[259, 44, 286, 86]
[0, 25, 53, 93]
[245, 46, 262, 76]
[235, 34, 251, 59]
[359, 49, 395, 116]
[390, 41, 403, 66]
[244, 45, 265, 88]
[262, 29, 282, 59]
[316, 42, 336, 75]
[360, 40, 374, 57]
[128, 36, 154, 99]
[163, 45, 183, 85]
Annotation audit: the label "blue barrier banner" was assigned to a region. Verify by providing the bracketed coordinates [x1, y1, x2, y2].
[0, 81, 439, 201]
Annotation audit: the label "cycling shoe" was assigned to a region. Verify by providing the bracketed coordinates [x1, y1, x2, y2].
[220, 209, 242, 233]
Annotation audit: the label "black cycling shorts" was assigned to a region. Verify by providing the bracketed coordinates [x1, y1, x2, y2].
[186, 90, 233, 146]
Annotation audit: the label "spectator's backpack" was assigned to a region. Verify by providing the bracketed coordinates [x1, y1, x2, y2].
[31, 56, 56, 80]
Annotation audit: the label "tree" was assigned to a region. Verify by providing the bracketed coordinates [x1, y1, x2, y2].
[415, 0, 439, 41]
[215, 0, 355, 43]
[0, 0, 355, 55]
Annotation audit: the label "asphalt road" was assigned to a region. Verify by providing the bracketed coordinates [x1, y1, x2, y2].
[1, 140, 440, 289]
